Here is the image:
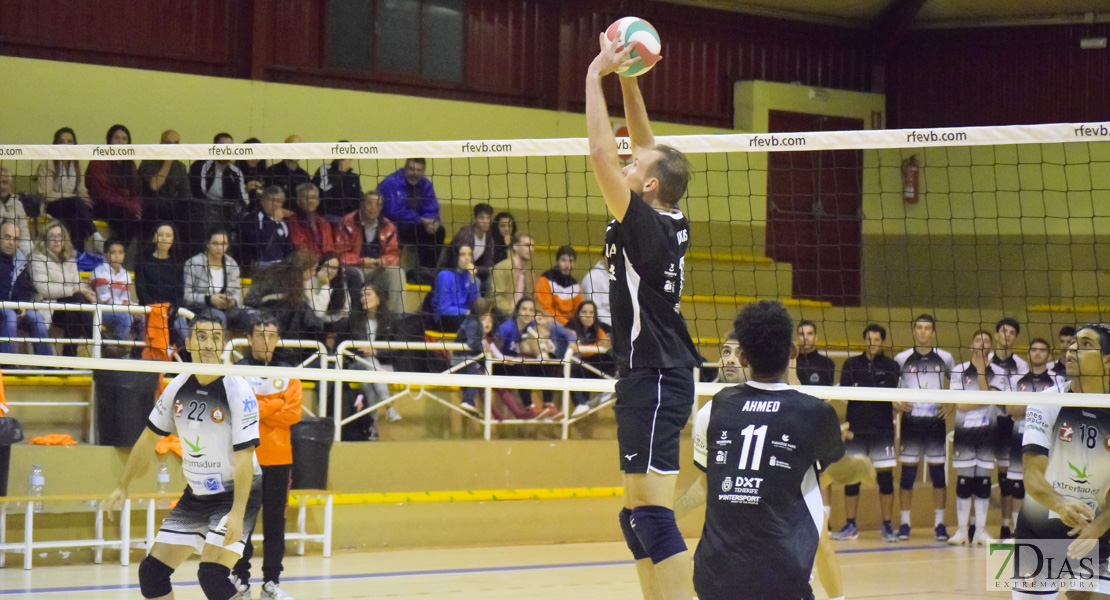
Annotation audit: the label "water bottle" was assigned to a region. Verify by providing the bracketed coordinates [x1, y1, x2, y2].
[29, 464, 44, 513]
[156, 463, 171, 509]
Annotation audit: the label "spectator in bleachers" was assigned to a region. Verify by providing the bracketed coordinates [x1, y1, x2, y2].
[91, 239, 142, 342]
[266, 135, 311, 203]
[314, 152, 363, 222]
[580, 258, 611, 327]
[448, 204, 495, 287]
[138, 129, 190, 239]
[491, 211, 516, 264]
[187, 132, 249, 257]
[237, 186, 292, 269]
[492, 296, 548, 420]
[134, 223, 187, 344]
[379, 158, 444, 273]
[535, 245, 582, 325]
[0, 168, 33, 257]
[0, 220, 43, 355]
[454, 297, 510, 417]
[86, 124, 142, 244]
[567, 299, 614, 415]
[432, 243, 479, 333]
[237, 138, 267, 205]
[520, 307, 573, 419]
[796, 319, 836, 385]
[244, 250, 322, 346]
[287, 183, 335, 261]
[183, 227, 244, 330]
[339, 284, 402, 438]
[307, 252, 350, 331]
[335, 190, 405, 314]
[30, 221, 96, 356]
[35, 127, 98, 251]
[488, 234, 535, 317]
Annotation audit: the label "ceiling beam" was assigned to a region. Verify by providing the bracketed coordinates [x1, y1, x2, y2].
[870, 0, 928, 94]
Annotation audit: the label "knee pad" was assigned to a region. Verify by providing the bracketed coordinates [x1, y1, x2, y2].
[1011, 480, 1025, 500]
[138, 555, 174, 599]
[928, 463, 947, 489]
[975, 476, 992, 499]
[999, 478, 1015, 498]
[900, 465, 918, 491]
[955, 476, 972, 499]
[197, 562, 236, 600]
[630, 505, 687, 565]
[877, 470, 895, 495]
[618, 508, 649, 561]
[844, 483, 861, 497]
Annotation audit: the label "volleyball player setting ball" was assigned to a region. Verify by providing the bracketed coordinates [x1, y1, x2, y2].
[587, 17, 697, 600]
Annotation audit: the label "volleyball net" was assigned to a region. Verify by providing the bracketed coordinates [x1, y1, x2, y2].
[0, 122, 1109, 441]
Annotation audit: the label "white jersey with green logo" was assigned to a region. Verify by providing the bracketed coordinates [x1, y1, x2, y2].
[147, 374, 261, 496]
[1022, 381, 1110, 525]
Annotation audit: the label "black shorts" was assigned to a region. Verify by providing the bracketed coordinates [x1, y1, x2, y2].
[995, 415, 1014, 469]
[156, 475, 263, 556]
[614, 367, 694, 474]
[845, 432, 897, 469]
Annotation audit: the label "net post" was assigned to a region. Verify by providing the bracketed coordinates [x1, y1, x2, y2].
[483, 356, 493, 441]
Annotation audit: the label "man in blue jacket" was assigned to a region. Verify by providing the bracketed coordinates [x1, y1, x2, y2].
[378, 158, 445, 273]
[0, 220, 43, 355]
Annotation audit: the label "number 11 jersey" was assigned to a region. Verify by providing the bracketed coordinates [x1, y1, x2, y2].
[692, 381, 844, 600]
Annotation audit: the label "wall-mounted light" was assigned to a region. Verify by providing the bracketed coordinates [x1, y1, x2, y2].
[808, 87, 829, 100]
[1080, 36, 1107, 49]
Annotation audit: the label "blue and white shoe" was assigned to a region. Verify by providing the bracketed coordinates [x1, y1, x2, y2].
[829, 522, 859, 541]
[935, 523, 950, 542]
[897, 523, 911, 540]
[881, 522, 898, 542]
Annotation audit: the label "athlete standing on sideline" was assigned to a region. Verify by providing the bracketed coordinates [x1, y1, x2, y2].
[107, 314, 262, 600]
[231, 313, 302, 600]
[687, 301, 845, 600]
[990, 318, 1029, 541]
[1016, 324, 1110, 600]
[893, 314, 955, 541]
[677, 332, 847, 600]
[587, 34, 701, 600]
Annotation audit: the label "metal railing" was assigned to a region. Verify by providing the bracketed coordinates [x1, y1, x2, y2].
[0, 301, 153, 359]
[221, 338, 331, 418]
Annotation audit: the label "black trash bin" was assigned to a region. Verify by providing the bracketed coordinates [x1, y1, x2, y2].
[95, 369, 159, 446]
[290, 417, 335, 490]
[0, 416, 24, 496]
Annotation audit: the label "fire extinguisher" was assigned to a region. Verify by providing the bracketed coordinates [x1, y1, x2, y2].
[902, 155, 919, 204]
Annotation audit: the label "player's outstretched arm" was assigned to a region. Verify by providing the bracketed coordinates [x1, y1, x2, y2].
[587, 33, 635, 222]
[222, 447, 256, 547]
[106, 427, 161, 515]
[619, 77, 654, 154]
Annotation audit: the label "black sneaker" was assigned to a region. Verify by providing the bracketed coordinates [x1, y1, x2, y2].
[935, 524, 949, 541]
[1000, 525, 1012, 540]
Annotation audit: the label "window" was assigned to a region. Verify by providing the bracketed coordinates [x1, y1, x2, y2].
[326, 0, 464, 83]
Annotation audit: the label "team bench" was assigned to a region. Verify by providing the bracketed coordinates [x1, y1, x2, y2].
[0, 488, 333, 570]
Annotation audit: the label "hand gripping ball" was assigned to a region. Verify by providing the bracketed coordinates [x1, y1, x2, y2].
[605, 17, 662, 78]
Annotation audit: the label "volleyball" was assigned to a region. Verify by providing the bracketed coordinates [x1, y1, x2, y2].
[604, 17, 661, 77]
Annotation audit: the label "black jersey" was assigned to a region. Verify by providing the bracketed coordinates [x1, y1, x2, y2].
[796, 351, 835, 386]
[1015, 369, 1065, 393]
[692, 381, 844, 600]
[604, 191, 698, 370]
[840, 352, 900, 434]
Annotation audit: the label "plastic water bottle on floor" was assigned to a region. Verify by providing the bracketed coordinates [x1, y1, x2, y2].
[156, 463, 171, 509]
[29, 465, 44, 513]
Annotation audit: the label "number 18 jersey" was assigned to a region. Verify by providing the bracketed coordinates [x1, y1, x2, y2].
[692, 381, 844, 600]
[148, 374, 261, 496]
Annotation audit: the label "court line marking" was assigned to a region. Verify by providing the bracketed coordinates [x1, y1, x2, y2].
[0, 544, 958, 596]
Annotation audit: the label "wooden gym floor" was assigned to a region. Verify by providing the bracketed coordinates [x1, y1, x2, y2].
[0, 534, 1006, 599]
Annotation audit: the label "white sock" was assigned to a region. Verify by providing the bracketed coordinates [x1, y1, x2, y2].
[1002, 517, 1012, 528]
[1012, 511, 1020, 528]
[956, 497, 971, 529]
[935, 509, 945, 526]
[901, 510, 912, 526]
[974, 498, 989, 532]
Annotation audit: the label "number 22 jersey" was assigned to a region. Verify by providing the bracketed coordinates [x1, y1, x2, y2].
[147, 374, 261, 496]
[692, 381, 844, 600]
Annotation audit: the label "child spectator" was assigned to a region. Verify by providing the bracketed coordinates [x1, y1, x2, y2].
[91, 239, 142, 341]
[432, 243, 479, 332]
[535, 245, 582, 325]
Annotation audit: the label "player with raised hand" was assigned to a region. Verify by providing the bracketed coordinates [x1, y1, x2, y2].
[107, 314, 262, 600]
[1016, 324, 1110, 599]
[587, 28, 700, 600]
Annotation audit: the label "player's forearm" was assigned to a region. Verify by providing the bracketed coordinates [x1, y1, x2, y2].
[230, 447, 255, 514]
[116, 428, 160, 490]
[586, 70, 618, 161]
[673, 473, 707, 520]
[619, 77, 654, 151]
[1023, 453, 1064, 510]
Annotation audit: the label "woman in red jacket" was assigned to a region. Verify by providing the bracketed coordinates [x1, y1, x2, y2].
[85, 124, 142, 244]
